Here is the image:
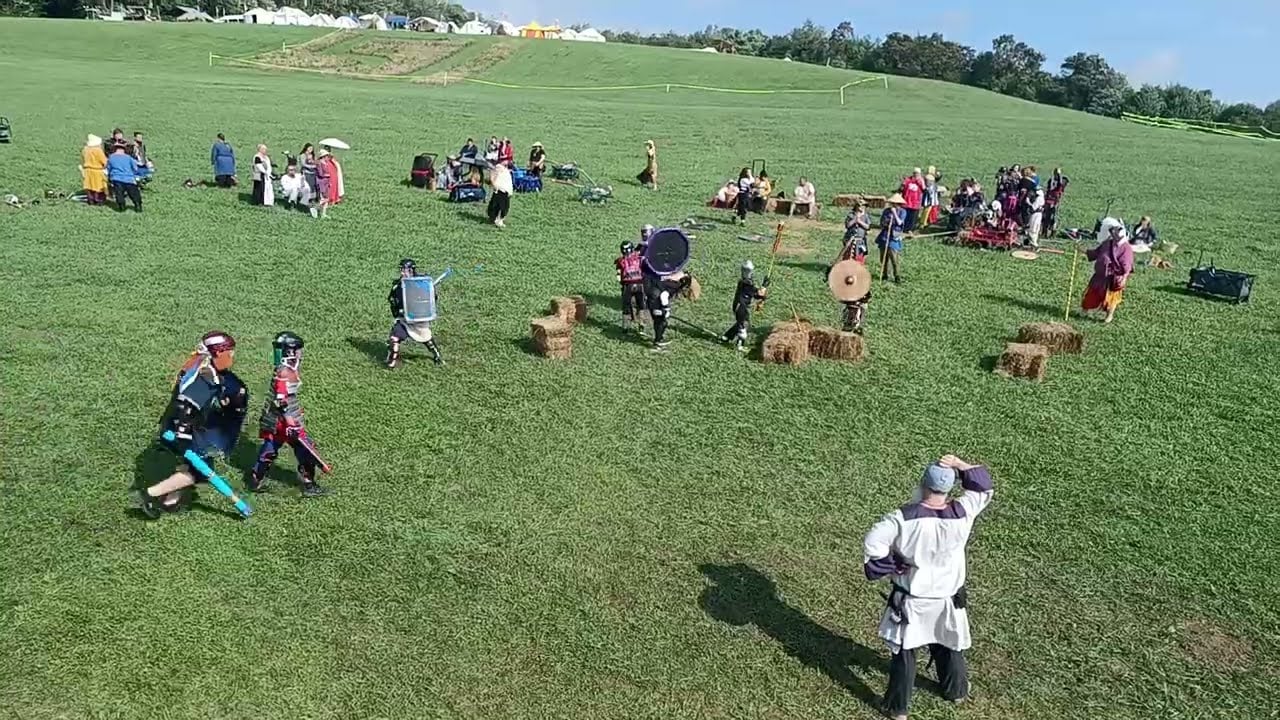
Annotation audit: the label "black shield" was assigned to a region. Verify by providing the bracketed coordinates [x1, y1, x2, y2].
[642, 228, 691, 276]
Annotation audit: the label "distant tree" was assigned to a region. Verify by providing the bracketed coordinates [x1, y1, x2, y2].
[41, 0, 81, 16]
[1122, 84, 1167, 117]
[786, 20, 829, 65]
[1159, 84, 1216, 121]
[1214, 102, 1264, 127]
[968, 34, 1047, 100]
[1263, 100, 1280, 132]
[737, 28, 767, 56]
[866, 32, 973, 84]
[1059, 52, 1129, 116]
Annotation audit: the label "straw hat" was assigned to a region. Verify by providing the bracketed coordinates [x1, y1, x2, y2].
[318, 148, 331, 157]
[886, 192, 906, 205]
[86, 134, 102, 147]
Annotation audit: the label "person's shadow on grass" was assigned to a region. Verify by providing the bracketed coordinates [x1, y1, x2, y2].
[697, 563, 888, 711]
[128, 440, 260, 521]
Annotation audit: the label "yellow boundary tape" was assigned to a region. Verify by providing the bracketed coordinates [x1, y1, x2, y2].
[1121, 112, 1279, 142]
[208, 52, 888, 102]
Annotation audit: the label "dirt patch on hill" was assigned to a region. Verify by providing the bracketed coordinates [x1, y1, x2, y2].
[259, 36, 467, 77]
[416, 41, 520, 84]
[1180, 618, 1254, 673]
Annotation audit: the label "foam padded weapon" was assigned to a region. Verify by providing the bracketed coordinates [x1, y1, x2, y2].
[294, 433, 333, 475]
[755, 222, 786, 311]
[161, 430, 253, 518]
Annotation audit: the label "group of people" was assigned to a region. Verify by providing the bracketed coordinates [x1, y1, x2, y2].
[208, 135, 346, 217]
[79, 128, 154, 212]
[710, 170, 819, 222]
[947, 165, 1070, 246]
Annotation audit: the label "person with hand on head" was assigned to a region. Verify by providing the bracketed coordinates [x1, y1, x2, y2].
[211, 132, 236, 188]
[863, 454, 995, 720]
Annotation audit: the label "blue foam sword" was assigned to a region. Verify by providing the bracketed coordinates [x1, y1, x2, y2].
[161, 430, 253, 518]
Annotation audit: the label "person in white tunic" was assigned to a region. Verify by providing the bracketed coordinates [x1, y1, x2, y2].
[862, 454, 995, 719]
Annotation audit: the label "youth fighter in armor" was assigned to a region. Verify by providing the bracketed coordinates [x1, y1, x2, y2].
[386, 258, 444, 368]
[615, 240, 646, 331]
[643, 263, 691, 352]
[722, 260, 767, 352]
[248, 331, 329, 497]
[138, 331, 249, 518]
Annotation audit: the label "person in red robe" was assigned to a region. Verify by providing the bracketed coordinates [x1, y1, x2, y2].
[900, 169, 925, 233]
[1081, 220, 1134, 324]
[498, 137, 515, 167]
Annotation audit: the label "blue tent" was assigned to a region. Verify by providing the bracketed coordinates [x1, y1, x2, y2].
[385, 14, 408, 28]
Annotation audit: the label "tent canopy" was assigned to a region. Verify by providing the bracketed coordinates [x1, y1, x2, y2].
[385, 13, 408, 28]
[175, 5, 213, 21]
[576, 27, 605, 42]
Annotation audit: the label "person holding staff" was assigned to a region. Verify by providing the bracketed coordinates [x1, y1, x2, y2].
[863, 454, 995, 720]
[1081, 219, 1134, 324]
[876, 193, 907, 283]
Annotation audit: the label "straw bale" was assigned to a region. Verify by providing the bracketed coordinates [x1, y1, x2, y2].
[1015, 322, 1084, 354]
[808, 326, 865, 362]
[995, 342, 1049, 381]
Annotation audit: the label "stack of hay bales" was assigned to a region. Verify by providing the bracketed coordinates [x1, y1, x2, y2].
[548, 296, 589, 325]
[1015, 322, 1084, 355]
[809, 326, 865, 362]
[762, 318, 812, 366]
[530, 316, 573, 360]
[995, 342, 1050, 381]
[532, 296, 588, 360]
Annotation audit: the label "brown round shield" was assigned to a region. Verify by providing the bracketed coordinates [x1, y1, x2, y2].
[1010, 250, 1039, 261]
[827, 259, 872, 302]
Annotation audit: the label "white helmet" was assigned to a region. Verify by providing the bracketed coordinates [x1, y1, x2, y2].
[641, 224, 656, 241]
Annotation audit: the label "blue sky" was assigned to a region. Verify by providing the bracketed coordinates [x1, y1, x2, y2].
[478, 0, 1278, 105]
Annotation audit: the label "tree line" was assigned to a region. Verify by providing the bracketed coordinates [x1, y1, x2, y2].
[600, 22, 1280, 131]
[7, 2, 1276, 130]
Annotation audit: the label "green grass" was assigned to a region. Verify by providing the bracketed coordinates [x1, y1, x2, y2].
[2, 18, 1279, 720]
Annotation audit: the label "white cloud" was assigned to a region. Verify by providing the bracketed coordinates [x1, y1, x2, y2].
[1127, 50, 1181, 86]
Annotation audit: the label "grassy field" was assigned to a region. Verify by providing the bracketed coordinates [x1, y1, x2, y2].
[2, 18, 1279, 720]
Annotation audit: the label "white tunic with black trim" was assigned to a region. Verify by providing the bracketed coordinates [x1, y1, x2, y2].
[862, 466, 994, 653]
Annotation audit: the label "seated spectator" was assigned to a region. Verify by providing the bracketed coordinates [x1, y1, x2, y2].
[279, 163, 313, 214]
[712, 180, 738, 209]
[751, 172, 772, 213]
[131, 131, 155, 184]
[790, 176, 818, 219]
[528, 142, 546, 177]
[1131, 216, 1159, 251]
[441, 156, 464, 189]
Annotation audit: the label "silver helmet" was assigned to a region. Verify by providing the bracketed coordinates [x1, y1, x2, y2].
[741, 260, 754, 280]
[641, 224, 656, 241]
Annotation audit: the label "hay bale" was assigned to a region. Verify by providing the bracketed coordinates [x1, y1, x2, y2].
[569, 295, 589, 323]
[548, 297, 577, 324]
[762, 322, 812, 366]
[833, 194, 859, 207]
[1016, 322, 1084, 355]
[772, 318, 812, 337]
[995, 342, 1049, 381]
[531, 316, 573, 342]
[680, 276, 702, 301]
[808, 326, 865, 362]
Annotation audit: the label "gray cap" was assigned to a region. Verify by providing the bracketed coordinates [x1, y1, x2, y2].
[922, 463, 956, 493]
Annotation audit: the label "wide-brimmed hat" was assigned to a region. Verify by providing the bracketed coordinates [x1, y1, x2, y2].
[532, 141, 543, 148]
[318, 148, 331, 157]
[886, 192, 906, 205]
[86, 134, 102, 147]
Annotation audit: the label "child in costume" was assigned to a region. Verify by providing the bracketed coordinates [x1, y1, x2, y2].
[722, 260, 768, 352]
[386, 258, 444, 368]
[248, 332, 329, 497]
[137, 331, 249, 518]
[643, 265, 691, 352]
[615, 241, 646, 331]
[841, 292, 871, 335]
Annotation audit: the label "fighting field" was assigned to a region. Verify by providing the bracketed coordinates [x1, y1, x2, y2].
[1, 19, 1278, 720]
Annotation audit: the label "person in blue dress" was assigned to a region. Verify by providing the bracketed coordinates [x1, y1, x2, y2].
[210, 132, 236, 188]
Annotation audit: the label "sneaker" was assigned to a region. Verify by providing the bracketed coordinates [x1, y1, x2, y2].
[245, 474, 267, 493]
[301, 482, 329, 498]
[136, 490, 162, 519]
[309, 207, 318, 218]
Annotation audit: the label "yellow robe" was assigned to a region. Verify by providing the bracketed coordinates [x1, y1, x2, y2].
[81, 146, 107, 193]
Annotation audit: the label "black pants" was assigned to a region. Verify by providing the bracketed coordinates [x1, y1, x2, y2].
[621, 283, 646, 322]
[215, 174, 236, 188]
[736, 193, 749, 220]
[487, 190, 510, 221]
[112, 181, 141, 212]
[879, 246, 901, 281]
[884, 644, 968, 716]
[722, 307, 750, 342]
[651, 310, 668, 344]
[903, 208, 920, 232]
[1043, 203, 1060, 234]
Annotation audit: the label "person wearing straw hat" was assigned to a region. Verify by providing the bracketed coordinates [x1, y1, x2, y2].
[876, 193, 907, 284]
[637, 140, 658, 190]
[863, 454, 995, 720]
[80, 134, 108, 206]
[528, 141, 547, 178]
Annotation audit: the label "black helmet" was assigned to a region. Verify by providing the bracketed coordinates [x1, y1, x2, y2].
[272, 331, 304, 366]
[399, 258, 417, 273]
[621, 241, 634, 255]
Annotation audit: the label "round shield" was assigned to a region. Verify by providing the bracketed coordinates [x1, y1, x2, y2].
[643, 228, 691, 276]
[827, 259, 872, 302]
[1010, 250, 1039, 261]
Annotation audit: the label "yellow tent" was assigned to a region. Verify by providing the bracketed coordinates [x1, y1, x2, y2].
[519, 21, 544, 38]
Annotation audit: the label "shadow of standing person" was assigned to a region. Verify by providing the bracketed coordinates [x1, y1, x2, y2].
[697, 562, 897, 711]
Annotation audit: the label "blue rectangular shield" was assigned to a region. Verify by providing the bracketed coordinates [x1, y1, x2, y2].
[401, 276, 437, 323]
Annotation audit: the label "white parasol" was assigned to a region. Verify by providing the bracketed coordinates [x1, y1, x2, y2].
[318, 138, 350, 150]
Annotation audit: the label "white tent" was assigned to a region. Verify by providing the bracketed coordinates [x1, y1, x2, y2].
[273, 6, 311, 25]
[487, 19, 517, 36]
[334, 15, 359, 29]
[175, 6, 214, 21]
[410, 16, 448, 32]
[559, 28, 578, 40]
[576, 27, 605, 42]
[457, 19, 491, 35]
[310, 12, 336, 27]
[243, 7, 273, 24]
[698, 46, 718, 53]
[358, 13, 388, 30]
[215, 13, 243, 22]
